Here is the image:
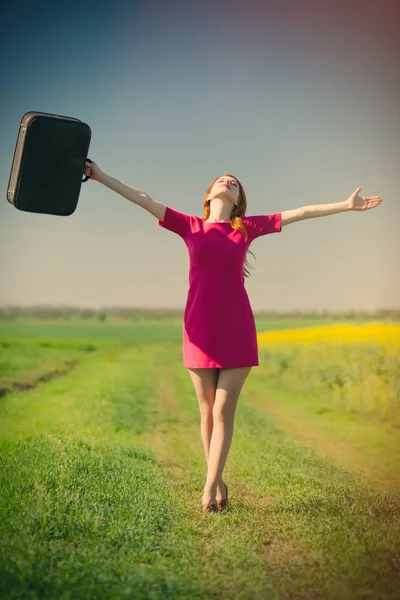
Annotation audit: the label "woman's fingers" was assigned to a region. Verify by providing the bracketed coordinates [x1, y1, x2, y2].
[83, 160, 101, 181]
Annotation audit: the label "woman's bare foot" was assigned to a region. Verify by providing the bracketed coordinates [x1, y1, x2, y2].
[202, 491, 216, 512]
[202, 479, 227, 505]
[216, 479, 227, 503]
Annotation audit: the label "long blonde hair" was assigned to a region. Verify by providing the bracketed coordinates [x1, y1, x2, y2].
[201, 172, 256, 278]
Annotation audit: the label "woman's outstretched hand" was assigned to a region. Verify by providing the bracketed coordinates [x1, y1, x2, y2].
[83, 160, 103, 182]
[346, 187, 383, 211]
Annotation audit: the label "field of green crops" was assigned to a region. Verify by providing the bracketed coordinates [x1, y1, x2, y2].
[0, 318, 399, 600]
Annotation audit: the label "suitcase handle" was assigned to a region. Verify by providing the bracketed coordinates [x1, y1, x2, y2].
[82, 157, 93, 182]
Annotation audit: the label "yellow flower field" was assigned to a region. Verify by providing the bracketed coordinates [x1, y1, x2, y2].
[257, 321, 400, 425]
[258, 321, 400, 347]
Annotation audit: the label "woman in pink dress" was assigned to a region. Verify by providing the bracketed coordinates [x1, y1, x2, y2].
[84, 160, 382, 514]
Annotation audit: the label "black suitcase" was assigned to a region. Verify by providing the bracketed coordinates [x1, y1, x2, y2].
[7, 111, 92, 216]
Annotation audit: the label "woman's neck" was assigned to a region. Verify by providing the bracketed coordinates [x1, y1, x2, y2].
[205, 218, 231, 223]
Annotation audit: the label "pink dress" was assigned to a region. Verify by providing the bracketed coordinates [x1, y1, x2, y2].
[158, 206, 282, 368]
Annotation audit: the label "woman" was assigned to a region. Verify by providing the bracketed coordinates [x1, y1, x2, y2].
[83, 160, 382, 514]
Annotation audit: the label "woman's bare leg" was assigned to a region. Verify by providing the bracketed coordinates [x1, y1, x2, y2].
[203, 367, 252, 504]
[187, 368, 226, 500]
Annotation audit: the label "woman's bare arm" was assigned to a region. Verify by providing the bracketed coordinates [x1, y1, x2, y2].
[280, 187, 382, 227]
[84, 161, 167, 220]
[280, 202, 350, 226]
[98, 171, 167, 221]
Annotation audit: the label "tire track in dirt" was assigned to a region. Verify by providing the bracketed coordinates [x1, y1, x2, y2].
[0, 360, 80, 398]
[136, 349, 203, 494]
[245, 388, 400, 494]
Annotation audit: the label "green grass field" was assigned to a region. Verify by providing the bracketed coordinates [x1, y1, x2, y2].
[0, 319, 399, 600]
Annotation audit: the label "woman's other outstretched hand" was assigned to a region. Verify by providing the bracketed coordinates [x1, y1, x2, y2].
[83, 160, 103, 182]
[346, 187, 383, 211]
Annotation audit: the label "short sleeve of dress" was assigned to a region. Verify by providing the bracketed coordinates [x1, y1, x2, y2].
[158, 206, 191, 240]
[243, 213, 282, 242]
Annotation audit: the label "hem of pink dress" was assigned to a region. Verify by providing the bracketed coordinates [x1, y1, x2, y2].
[184, 361, 259, 368]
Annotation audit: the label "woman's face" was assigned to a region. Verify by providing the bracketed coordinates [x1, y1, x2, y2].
[207, 176, 240, 206]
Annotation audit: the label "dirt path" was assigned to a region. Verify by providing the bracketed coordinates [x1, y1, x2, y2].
[245, 384, 400, 494]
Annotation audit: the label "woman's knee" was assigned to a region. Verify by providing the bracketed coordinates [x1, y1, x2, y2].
[188, 368, 220, 417]
[212, 367, 252, 422]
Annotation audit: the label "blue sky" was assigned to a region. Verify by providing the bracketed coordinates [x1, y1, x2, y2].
[1, 0, 399, 312]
